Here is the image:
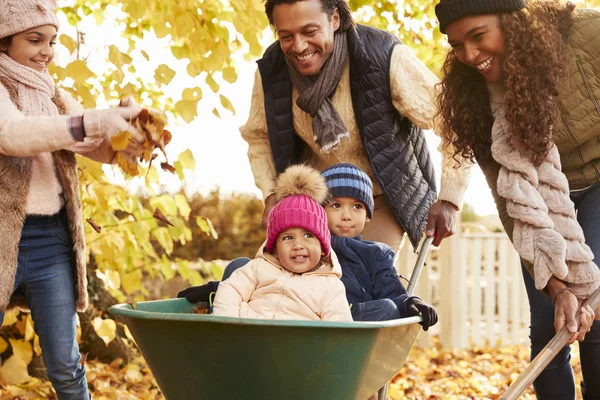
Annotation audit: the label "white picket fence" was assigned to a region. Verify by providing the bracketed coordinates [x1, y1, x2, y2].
[396, 221, 531, 349]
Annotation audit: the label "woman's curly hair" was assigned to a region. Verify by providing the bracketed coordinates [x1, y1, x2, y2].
[436, 0, 575, 167]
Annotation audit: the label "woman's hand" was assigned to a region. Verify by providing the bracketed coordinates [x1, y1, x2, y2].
[551, 282, 595, 344]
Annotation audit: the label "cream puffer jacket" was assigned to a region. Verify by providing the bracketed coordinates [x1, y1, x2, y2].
[213, 246, 352, 322]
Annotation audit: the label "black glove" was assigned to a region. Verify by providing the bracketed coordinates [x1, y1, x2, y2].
[177, 281, 219, 303]
[406, 297, 438, 331]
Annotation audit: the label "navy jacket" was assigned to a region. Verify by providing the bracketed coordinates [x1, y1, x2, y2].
[331, 235, 412, 316]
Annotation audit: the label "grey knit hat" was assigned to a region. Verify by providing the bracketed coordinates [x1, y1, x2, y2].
[435, 0, 526, 33]
[321, 163, 374, 218]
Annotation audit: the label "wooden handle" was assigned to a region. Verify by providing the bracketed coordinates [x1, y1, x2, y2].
[500, 288, 600, 400]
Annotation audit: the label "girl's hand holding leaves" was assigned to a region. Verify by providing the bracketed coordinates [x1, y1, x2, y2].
[110, 97, 174, 176]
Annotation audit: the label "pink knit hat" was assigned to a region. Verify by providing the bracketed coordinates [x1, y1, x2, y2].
[265, 165, 331, 256]
[0, 0, 60, 39]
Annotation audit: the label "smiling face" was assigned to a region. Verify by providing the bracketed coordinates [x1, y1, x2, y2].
[446, 14, 505, 83]
[324, 196, 370, 238]
[0, 25, 57, 72]
[273, 227, 324, 274]
[272, 0, 340, 77]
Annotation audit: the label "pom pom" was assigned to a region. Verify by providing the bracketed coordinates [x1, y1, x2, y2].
[275, 164, 328, 204]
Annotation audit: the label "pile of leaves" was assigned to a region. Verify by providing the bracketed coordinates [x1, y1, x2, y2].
[1, 339, 583, 399]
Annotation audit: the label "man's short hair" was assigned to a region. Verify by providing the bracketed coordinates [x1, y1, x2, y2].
[265, 0, 355, 32]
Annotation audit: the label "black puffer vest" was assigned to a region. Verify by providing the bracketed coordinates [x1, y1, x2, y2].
[256, 25, 436, 249]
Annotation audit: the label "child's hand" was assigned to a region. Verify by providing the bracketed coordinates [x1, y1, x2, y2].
[407, 297, 438, 331]
[83, 107, 144, 143]
[177, 282, 218, 304]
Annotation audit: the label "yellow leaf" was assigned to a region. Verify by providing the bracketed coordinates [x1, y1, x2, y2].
[108, 45, 132, 68]
[59, 35, 77, 54]
[24, 315, 35, 342]
[152, 227, 174, 255]
[33, 335, 42, 356]
[176, 149, 196, 171]
[123, 325, 136, 345]
[74, 82, 96, 108]
[145, 165, 160, 185]
[110, 131, 132, 151]
[124, 364, 143, 383]
[182, 87, 202, 101]
[114, 152, 139, 177]
[9, 339, 33, 364]
[196, 216, 218, 239]
[0, 355, 31, 385]
[212, 107, 221, 118]
[1, 309, 19, 327]
[174, 194, 191, 219]
[122, 270, 141, 295]
[154, 64, 176, 85]
[206, 74, 220, 93]
[106, 270, 121, 291]
[0, 337, 8, 353]
[91, 317, 117, 345]
[150, 194, 178, 216]
[220, 94, 236, 115]
[222, 66, 237, 83]
[65, 60, 95, 81]
[174, 99, 199, 124]
[186, 60, 204, 78]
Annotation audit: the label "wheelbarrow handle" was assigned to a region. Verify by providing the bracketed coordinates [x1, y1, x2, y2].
[500, 287, 600, 400]
[406, 236, 434, 296]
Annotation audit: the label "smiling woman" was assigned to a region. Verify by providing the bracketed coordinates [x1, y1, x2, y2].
[434, 0, 600, 398]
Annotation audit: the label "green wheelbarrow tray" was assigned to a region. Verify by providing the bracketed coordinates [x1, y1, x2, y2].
[109, 298, 423, 400]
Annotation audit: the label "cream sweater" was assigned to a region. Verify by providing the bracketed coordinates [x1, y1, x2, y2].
[0, 83, 113, 215]
[241, 45, 471, 208]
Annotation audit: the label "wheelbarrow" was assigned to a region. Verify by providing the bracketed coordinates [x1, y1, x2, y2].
[109, 237, 434, 400]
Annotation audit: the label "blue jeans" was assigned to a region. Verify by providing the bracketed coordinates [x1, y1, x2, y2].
[523, 182, 600, 400]
[351, 298, 401, 321]
[0, 212, 89, 400]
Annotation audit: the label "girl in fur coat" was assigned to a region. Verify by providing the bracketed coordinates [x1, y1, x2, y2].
[434, 0, 600, 397]
[213, 165, 352, 322]
[0, 1, 144, 398]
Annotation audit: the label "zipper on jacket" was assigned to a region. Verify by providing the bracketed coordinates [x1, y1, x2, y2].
[576, 57, 600, 116]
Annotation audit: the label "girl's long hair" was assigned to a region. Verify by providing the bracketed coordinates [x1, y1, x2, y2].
[437, 0, 575, 167]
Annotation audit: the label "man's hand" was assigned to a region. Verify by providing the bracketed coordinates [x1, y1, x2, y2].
[426, 200, 458, 246]
[406, 297, 439, 331]
[261, 193, 277, 230]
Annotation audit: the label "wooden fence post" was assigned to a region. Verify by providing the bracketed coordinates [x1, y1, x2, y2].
[439, 219, 468, 349]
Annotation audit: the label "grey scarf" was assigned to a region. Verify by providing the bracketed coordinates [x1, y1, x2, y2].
[286, 31, 350, 153]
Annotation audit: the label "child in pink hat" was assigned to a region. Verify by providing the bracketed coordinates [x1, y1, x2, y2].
[213, 165, 352, 321]
[0, 1, 145, 398]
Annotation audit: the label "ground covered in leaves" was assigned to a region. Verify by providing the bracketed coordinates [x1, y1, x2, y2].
[1, 341, 582, 399]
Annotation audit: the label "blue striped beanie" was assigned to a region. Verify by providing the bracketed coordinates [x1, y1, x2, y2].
[321, 163, 374, 218]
